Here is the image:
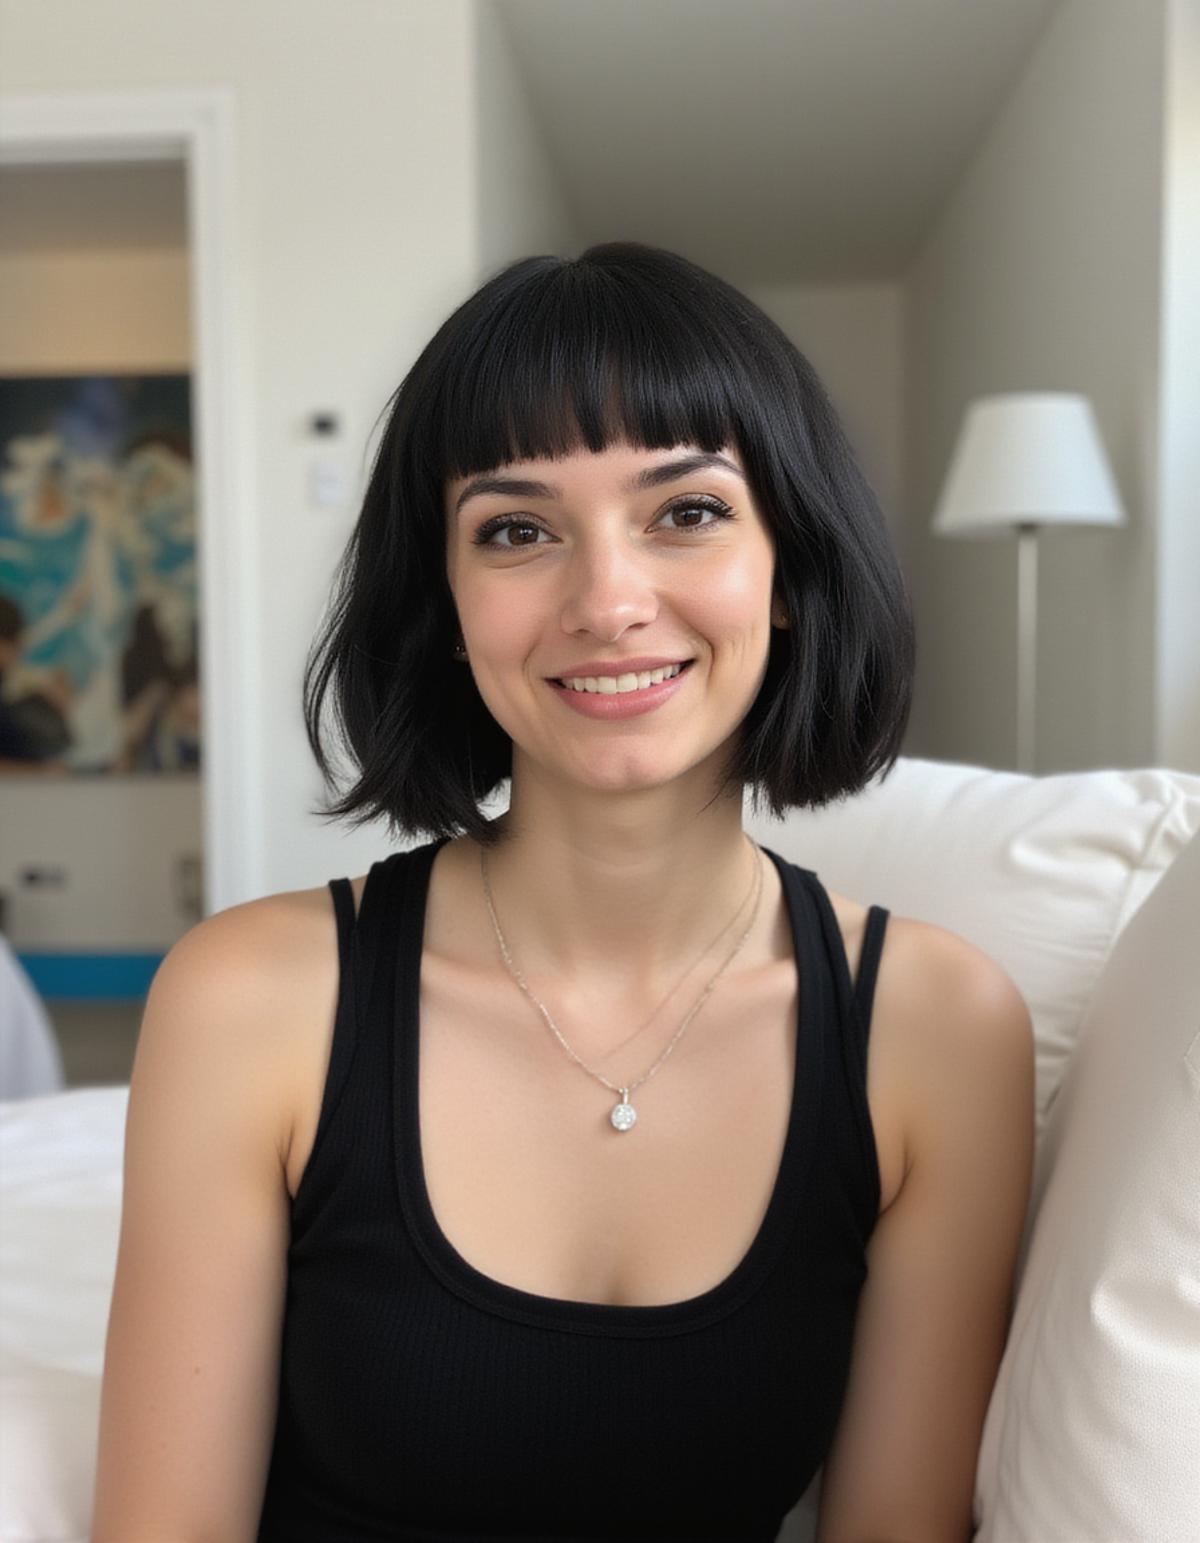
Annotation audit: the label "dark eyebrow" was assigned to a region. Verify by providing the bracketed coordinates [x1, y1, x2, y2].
[452, 452, 745, 519]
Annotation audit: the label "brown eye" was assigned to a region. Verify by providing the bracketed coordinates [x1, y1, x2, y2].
[471, 516, 548, 548]
[655, 496, 735, 532]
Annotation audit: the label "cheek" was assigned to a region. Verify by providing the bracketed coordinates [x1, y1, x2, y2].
[681, 549, 771, 631]
[457, 583, 535, 658]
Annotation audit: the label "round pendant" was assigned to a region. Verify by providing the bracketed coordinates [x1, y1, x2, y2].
[611, 1089, 637, 1132]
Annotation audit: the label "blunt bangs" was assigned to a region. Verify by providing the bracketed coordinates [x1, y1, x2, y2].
[426, 251, 763, 486]
[303, 240, 916, 848]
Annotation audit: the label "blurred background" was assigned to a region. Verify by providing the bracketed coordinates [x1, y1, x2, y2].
[1, 0, 1197, 1094]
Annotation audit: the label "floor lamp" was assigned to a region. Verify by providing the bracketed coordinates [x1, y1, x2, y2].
[930, 392, 1127, 775]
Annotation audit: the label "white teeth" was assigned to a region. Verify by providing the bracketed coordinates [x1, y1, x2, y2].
[561, 662, 686, 694]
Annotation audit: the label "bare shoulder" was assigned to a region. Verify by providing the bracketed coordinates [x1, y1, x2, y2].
[889, 916, 1033, 1065]
[880, 914, 1034, 1179]
[820, 893, 1032, 1211]
[177, 880, 339, 1002]
[157, 881, 356, 1173]
[823, 887, 1027, 1029]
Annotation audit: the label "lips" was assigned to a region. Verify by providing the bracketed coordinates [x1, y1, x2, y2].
[549, 659, 694, 686]
[547, 657, 694, 718]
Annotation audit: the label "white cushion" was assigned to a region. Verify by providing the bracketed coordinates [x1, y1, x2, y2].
[0, 1085, 126, 1543]
[745, 754, 1200, 1153]
[972, 823, 1200, 1541]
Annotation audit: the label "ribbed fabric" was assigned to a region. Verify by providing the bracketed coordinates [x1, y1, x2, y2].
[257, 837, 888, 1543]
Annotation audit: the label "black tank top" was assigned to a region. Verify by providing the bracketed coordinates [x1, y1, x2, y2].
[257, 835, 888, 1542]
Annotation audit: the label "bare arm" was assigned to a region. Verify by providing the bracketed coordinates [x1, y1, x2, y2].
[90, 897, 319, 1541]
[814, 923, 1036, 1543]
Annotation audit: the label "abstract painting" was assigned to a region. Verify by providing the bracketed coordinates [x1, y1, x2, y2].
[0, 374, 199, 775]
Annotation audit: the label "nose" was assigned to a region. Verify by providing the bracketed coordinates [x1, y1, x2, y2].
[555, 535, 661, 641]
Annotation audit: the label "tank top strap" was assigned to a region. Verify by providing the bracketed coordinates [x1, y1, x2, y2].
[851, 904, 890, 1057]
[346, 848, 413, 1011]
[790, 864, 887, 1226]
[789, 869, 889, 1041]
[302, 855, 403, 1176]
[328, 874, 357, 945]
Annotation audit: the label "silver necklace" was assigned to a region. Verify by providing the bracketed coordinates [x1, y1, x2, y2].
[480, 834, 766, 1132]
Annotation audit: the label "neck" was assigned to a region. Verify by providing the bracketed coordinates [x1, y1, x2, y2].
[473, 788, 763, 1002]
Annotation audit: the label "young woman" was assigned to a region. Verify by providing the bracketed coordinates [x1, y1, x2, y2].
[92, 242, 1034, 1543]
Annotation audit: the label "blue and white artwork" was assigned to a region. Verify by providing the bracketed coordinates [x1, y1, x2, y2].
[0, 374, 199, 774]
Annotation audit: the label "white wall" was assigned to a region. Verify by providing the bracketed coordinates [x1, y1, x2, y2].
[904, 0, 1173, 773]
[743, 282, 907, 573]
[474, 0, 584, 275]
[1156, 0, 1200, 771]
[0, 0, 482, 906]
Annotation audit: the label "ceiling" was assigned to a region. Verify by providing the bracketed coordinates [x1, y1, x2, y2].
[0, 0, 1063, 282]
[494, 0, 1063, 281]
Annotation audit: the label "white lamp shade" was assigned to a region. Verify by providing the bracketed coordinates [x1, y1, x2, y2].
[930, 392, 1127, 540]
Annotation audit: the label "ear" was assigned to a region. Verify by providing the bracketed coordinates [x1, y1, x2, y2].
[770, 593, 790, 629]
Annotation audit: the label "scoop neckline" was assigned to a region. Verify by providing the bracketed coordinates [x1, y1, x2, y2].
[391, 833, 826, 1338]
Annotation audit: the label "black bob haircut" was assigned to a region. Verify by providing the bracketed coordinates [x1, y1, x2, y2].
[303, 240, 916, 849]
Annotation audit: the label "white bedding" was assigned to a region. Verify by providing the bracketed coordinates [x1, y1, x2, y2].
[0, 1085, 128, 1542]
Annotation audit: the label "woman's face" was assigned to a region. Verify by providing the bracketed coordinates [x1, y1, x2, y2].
[443, 438, 781, 796]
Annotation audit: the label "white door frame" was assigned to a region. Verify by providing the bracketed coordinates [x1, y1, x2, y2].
[0, 87, 261, 914]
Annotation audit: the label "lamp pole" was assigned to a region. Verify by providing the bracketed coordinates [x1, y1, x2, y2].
[929, 394, 1125, 781]
[1016, 522, 1038, 775]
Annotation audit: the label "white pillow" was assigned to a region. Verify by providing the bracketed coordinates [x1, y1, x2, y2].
[745, 755, 1200, 1148]
[972, 825, 1200, 1542]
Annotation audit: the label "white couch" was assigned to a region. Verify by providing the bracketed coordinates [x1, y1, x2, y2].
[2, 754, 1199, 1543]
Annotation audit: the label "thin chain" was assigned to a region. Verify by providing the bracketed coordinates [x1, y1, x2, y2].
[483, 828, 759, 1069]
[481, 833, 766, 1101]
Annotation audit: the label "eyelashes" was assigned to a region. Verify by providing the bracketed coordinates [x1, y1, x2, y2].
[470, 494, 736, 550]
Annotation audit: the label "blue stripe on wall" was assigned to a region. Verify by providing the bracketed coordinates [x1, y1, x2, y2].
[17, 954, 164, 1000]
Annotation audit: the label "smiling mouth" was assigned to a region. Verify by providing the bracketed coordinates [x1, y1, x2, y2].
[550, 659, 696, 690]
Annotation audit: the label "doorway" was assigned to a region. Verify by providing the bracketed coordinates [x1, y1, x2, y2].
[0, 89, 250, 1093]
